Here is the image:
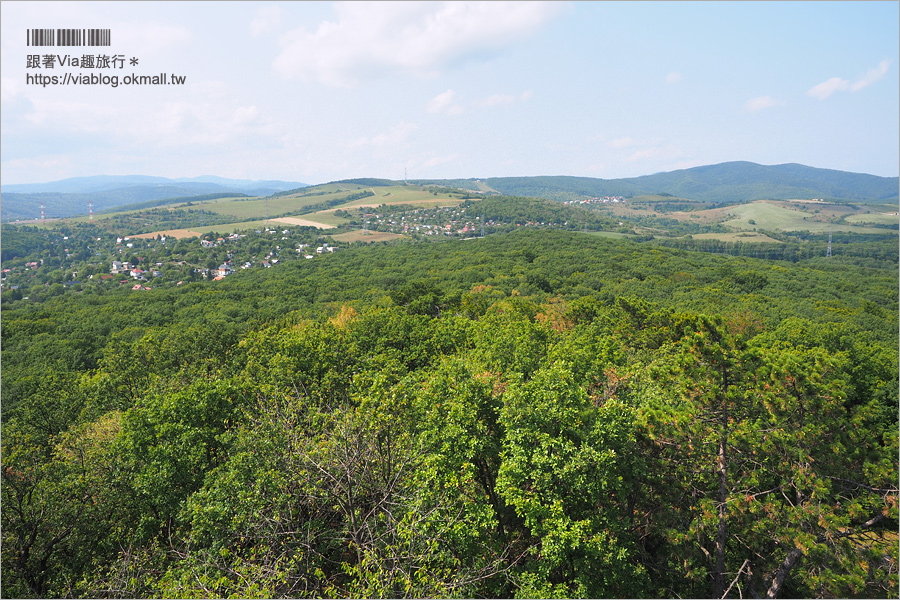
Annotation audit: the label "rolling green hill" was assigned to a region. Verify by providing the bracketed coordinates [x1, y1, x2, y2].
[431, 162, 899, 204]
[7, 162, 895, 224]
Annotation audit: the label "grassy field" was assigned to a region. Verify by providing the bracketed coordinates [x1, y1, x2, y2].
[167, 184, 466, 219]
[845, 212, 899, 225]
[330, 230, 408, 243]
[194, 192, 348, 218]
[287, 183, 369, 195]
[630, 194, 701, 204]
[25, 188, 897, 245]
[28, 183, 468, 234]
[719, 201, 895, 233]
[687, 231, 782, 243]
[337, 186, 465, 207]
[130, 228, 205, 239]
[186, 218, 339, 234]
[599, 198, 896, 236]
[339, 197, 462, 211]
[135, 220, 300, 236]
[271, 217, 337, 229]
[286, 211, 350, 226]
[584, 231, 637, 239]
[38, 196, 256, 225]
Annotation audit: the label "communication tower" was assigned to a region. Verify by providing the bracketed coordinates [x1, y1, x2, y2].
[89, 201, 94, 222]
[40, 202, 45, 223]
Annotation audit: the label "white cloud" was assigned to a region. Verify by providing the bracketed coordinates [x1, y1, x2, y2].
[808, 59, 893, 100]
[273, 1, 565, 86]
[21, 98, 109, 131]
[476, 90, 533, 107]
[18, 90, 272, 148]
[113, 21, 192, 55]
[427, 89, 464, 115]
[807, 77, 849, 100]
[626, 147, 660, 162]
[624, 143, 682, 164]
[2, 155, 74, 177]
[423, 153, 459, 167]
[745, 96, 778, 113]
[348, 122, 418, 148]
[144, 101, 272, 146]
[850, 58, 892, 92]
[0, 76, 24, 103]
[608, 137, 635, 148]
[251, 5, 284, 37]
[666, 71, 682, 84]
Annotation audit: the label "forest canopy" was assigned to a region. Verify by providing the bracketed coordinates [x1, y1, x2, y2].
[1, 227, 897, 598]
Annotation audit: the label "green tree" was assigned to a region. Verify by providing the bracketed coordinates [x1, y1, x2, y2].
[635, 316, 898, 598]
[497, 362, 650, 598]
[113, 379, 244, 544]
[1, 412, 123, 597]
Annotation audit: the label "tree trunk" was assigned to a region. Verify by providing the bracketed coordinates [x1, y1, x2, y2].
[765, 513, 886, 598]
[714, 366, 730, 599]
[714, 428, 728, 598]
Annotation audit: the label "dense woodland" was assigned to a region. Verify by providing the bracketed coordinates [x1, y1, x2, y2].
[1, 226, 897, 598]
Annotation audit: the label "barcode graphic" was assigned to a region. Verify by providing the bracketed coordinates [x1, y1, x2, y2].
[27, 29, 111, 47]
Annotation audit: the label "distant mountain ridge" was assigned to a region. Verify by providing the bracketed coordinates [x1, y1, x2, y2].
[479, 162, 899, 204]
[2, 162, 897, 222]
[411, 162, 898, 204]
[1, 176, 308, 221]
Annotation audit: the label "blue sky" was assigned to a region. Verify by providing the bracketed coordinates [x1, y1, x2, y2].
[1, 1, 897, 185]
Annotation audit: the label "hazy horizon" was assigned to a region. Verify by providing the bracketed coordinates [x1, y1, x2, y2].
[4, 159, 900, 191]
[2, 1, 898, 186]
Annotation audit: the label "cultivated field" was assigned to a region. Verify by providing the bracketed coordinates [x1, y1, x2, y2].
[584, 231, 637, 239]
[330, 230, 408, 243]
[130, 229, 204, 239]
[271, 217, 337, 229]
[163, 184, 466, 221]
[719, 201, 894, 233]
[687, 231, 782, 243]
[845, 212, 900, 225]
[188, 191, 359, 218]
